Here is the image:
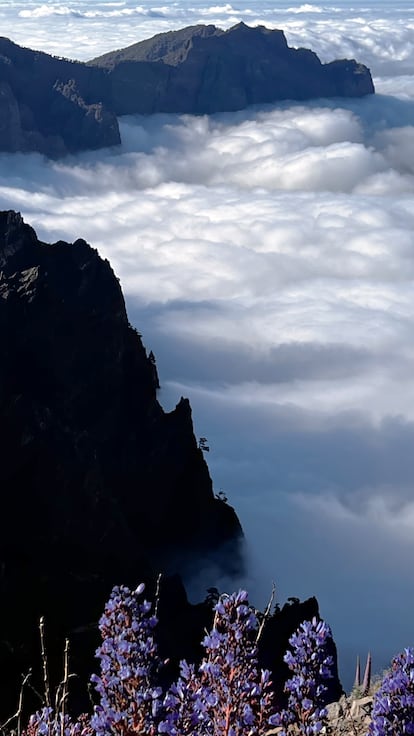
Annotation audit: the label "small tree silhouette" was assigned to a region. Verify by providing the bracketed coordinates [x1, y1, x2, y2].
[198, 437, 210, 452]
[215, 490, 228, 503]
[148, 350, 160, 389]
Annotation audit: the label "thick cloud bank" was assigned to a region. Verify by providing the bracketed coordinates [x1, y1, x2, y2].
[1, 0, 414, 690]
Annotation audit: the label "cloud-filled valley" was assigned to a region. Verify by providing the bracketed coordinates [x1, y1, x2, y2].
[1, 0, 414, 689]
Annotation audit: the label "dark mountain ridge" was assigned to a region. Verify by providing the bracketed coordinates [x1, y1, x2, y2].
[87, 21, 375, 115]
[0, 23, 374, 156]
[89, 23, 374, 115]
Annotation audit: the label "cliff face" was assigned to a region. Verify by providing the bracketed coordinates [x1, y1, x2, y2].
[0, 24, 374, 156]
[0, 37, 120, 156]
[89, 22, 375, 115]
[0, 210, 241, 558]
[0, 211, 242, 716]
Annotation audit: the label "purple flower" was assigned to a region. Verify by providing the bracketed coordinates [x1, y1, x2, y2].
[370, 648, 414, 735]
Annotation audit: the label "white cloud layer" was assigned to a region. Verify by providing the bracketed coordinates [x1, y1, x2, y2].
[0, 0, 412, 73]
[1, 0, 414, 689]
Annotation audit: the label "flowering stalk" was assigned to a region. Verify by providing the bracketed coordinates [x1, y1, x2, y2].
[91, 583, 162, 736]
[269, 617, 334, 736]
[362, 651, 372, 696]
[159, 590, 274, 736]
[354, 655, 361, 690]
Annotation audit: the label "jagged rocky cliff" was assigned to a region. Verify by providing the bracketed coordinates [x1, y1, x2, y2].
[0, 210, 241, 554]
[0, 23, 374, 156]
[0, 37, 120, 156]
[0, 210, 242, 716]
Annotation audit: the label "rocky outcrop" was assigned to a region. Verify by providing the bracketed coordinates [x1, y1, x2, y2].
[0, 24, 374, 156]
[325, 694, 373, 735]
[89, 22, 375, 115]
[0, 37, 120, 156]
[267, 695, 373, 736]
[0, 210, 242, 717]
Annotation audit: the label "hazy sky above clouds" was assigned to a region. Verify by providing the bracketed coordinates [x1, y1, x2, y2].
[1, 0, 414, 689]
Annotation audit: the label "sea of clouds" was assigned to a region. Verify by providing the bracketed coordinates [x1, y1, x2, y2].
[1, 0, 414, 689]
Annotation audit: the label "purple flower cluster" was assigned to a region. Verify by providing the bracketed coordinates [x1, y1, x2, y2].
[369, 647, 414, 735]
[21, 582, 414, 736]
[269, 617, 334, 736]
[91, 583, 161, 736]
[23, 707, 91, 736]
[24, 584, 338, 736]
[159, 589, 274, 736]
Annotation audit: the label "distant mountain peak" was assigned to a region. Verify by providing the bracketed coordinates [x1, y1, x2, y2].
[88, 22, 373, 116]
